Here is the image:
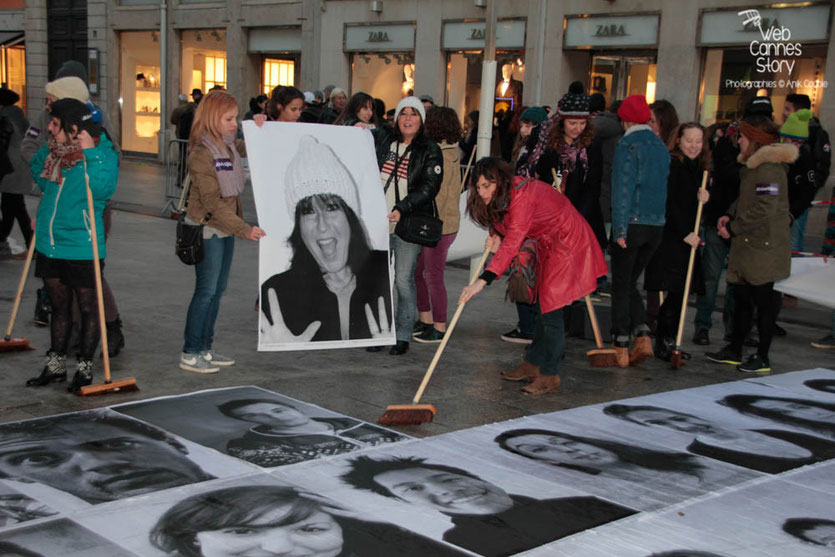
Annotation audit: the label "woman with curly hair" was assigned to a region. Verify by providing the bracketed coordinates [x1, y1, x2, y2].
[412, 107, 462, 343]
[529, 92, 606, 248]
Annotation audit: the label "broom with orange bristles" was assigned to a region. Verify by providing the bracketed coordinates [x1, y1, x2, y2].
[584, 295, 619, 367]
[76, 159, 139, 396]
[670, 170, 709, 369]
[378, 246, 492, 426]
[0, 232, 37, 352]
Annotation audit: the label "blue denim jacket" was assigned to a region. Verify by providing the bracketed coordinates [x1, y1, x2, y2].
[611, 125, 670, 239]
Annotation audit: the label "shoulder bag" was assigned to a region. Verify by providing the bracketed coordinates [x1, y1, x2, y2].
[385, 143, 443, 247]
[175, 173, 212, 265]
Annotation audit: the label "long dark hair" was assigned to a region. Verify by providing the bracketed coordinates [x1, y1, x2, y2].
[267, 85, 304, 120]
[719, 394, 835, 438]
[669, 122, 710, 171]
[494, 428, 706, 478]
[650, 99, 680, 144]
[334, 92, 378, 127]
[546, 116, 595, 151]
[288, 193, 371, 274]
[466, 157, 513, 228]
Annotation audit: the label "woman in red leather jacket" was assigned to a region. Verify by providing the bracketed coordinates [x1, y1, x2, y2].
[459, 157, 607, 394]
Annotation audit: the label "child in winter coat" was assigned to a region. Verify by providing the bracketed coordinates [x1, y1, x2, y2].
[707, 115, 796, 373]
[26, 98, 118, 392]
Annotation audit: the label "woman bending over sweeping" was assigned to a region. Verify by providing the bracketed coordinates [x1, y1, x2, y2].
[459, 157, 607, 395]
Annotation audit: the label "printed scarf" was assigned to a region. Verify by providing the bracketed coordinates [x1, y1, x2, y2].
[41, 139, 83, 185]
[202, 133, 245, 198]
[556, 139, 589, 183]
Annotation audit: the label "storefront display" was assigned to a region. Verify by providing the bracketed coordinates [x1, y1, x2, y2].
[564, 13, 660, 108]
[119, 31, 161, 155]
[346, 23, 415, 112]
[697, 4, 830, 125]
[180, 28, 227, 95]
[0, 34, 25, 113]
[249, 27, 301, 94]
[443, 20, 526, 122]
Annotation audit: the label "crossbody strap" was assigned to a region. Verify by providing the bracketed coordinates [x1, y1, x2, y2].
[179, 173, 212, 225]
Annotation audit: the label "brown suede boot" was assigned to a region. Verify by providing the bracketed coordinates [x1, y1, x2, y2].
[629, 336, 654, 366]
[614, 346, 629, 368]
[522, 374, 561, 395]
[501, 359, 540, 382]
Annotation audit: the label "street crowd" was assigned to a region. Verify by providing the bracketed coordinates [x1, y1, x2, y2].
[0, 59, 833, 395]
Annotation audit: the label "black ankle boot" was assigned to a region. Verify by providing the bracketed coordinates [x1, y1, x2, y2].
[654, 337, 674, 361]
[389, 341, 409, 355]
[26, 352, 67, 387]
[33, 288, 50, 327]
[106, 317, 125, 357]
[68, 359, 93, 393]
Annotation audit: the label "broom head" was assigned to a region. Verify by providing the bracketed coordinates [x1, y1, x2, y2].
[669, 349, 686, 369]
[0, 337, 33, 352]
[586, 348, 619, 368]
[77, 377, 140, 397]
[377, 404, 437, 426]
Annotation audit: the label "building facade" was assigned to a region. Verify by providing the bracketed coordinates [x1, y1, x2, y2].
[1, 0, 832, 160]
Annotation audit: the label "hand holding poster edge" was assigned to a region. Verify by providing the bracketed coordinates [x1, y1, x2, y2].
[260, 288, 322, 343]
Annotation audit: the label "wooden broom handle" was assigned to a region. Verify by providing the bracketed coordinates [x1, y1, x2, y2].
[584, 295, 604, 349]
[412, 246, 491, 404]
[84, 160, 112, 383]
[674, 171, 709, 348]
[461, 144, 477, 191]
[551, 168, 564, 194]
[4, 231, 37, 341]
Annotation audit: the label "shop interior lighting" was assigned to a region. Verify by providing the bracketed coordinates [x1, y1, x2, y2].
[211, 30, 222, 41]
[380, 54, 391, 64]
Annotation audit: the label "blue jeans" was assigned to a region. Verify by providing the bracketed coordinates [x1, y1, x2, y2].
[516, 302, 535, 336]
[791, 209, 809, 252]
[183, 235, 234, 354]
[694, 226, 732, 333]
[524, 303, 565, 376]
[390, 234, 422, 342]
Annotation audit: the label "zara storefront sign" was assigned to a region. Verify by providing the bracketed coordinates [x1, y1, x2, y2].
[344, 24, 415, 52]
[563, 14, 659, 49]
[442, 20, 526, 50]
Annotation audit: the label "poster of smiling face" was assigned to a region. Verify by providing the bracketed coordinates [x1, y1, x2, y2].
[243, 121, 395, 351]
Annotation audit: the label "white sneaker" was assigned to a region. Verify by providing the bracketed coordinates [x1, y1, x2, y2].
[179, 353, 220, 374]
[201, 350, 235, 366]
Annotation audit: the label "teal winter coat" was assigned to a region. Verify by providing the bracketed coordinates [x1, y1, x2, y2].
[31, 135, 118, 260]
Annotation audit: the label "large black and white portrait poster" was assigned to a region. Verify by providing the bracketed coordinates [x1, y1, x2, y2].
[243, 121, 395, 351]
[113, 386, 410, 468]
[0, 519, 136, 557]
[73, 473, 470, 557]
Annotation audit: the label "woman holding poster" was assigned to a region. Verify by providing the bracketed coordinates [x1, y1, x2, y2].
[371, 96, 443, 356]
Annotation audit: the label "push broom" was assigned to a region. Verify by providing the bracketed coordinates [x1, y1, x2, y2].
[77, 159, 139, 396]
[0, 232, 37, 352]
[584, 295, 618, 367]
[378, 246, 492, 426]
[670, 170, 709, 369]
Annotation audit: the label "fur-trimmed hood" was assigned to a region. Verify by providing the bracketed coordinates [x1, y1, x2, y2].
[740, 142, 799, 169]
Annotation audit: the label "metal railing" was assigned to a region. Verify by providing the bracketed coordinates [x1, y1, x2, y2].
[163, 138, 189, 216]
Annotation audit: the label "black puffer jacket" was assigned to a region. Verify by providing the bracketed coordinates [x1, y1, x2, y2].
[375, 129, 443, 217]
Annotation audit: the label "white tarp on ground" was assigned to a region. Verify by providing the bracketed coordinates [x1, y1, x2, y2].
[775, 257, 834, 309]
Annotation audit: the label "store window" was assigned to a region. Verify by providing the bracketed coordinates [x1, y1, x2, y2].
[119, 31, 161, 155]
[262, 58, 295, 94]
[590, 55, 657, 108]
[699, 46, 827, 126]
[180, 29, 226, 95]
[0, 41, 26, 113]
[445, 51, 524, 121]
[351, 53, 414, 114]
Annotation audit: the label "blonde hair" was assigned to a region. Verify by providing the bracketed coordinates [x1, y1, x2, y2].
[189, 90, 238, 151]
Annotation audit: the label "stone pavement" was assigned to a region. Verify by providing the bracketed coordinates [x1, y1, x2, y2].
[0, 158, 831, 437]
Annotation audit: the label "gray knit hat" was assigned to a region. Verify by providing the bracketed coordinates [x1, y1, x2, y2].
[285, 136, 359, 217]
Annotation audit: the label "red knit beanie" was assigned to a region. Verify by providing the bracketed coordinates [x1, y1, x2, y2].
[617, 95, 651, 124]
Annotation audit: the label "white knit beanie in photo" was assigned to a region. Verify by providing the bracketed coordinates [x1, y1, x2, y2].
[285, 135, 360, 217]
[394, 96, 425, 123]
[44, 77, 90, 102]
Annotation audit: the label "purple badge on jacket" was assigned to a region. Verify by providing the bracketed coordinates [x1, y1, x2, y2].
[26, 127, 40, 138]
[214, 158, 233, 171]
[755, 183, 779, 196]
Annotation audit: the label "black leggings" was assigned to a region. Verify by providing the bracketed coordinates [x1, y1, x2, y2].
[656, 291, 685, 341]
[0, 193, 33, 247]
[730, 282, 779, 359]
[45, 279, 99, 360]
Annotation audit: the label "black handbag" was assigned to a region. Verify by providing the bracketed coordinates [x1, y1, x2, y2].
[385, 143, 443, 247]
[175, 174, 212, 265]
